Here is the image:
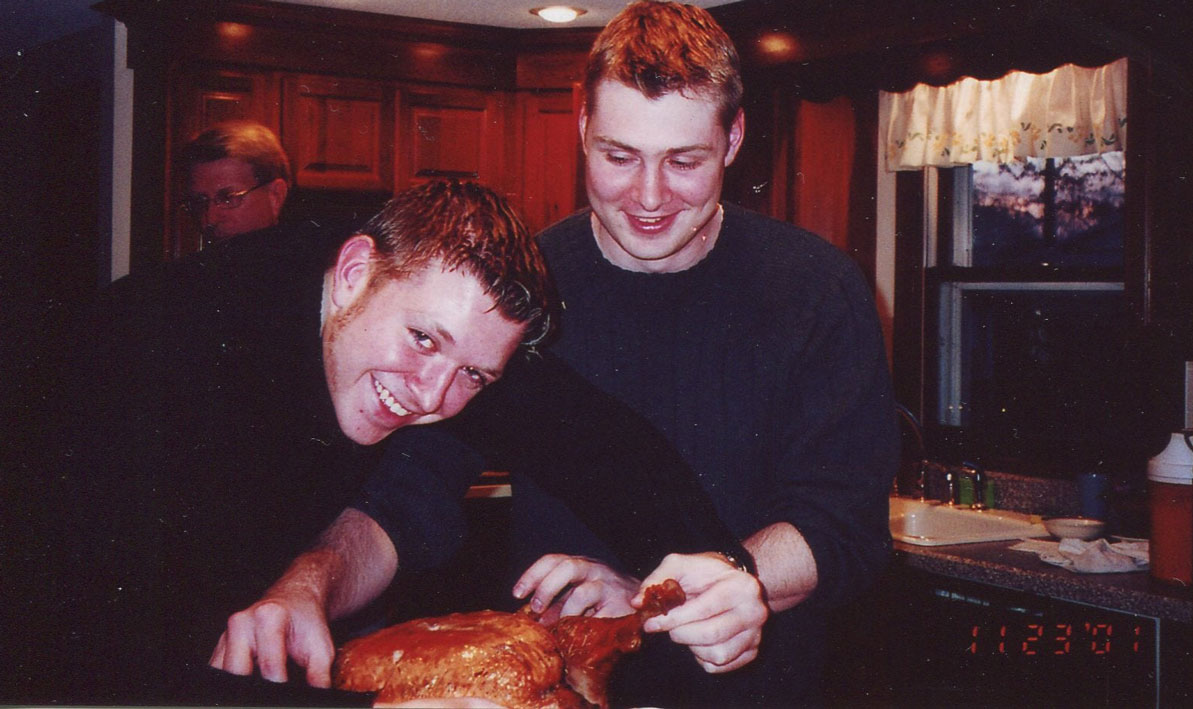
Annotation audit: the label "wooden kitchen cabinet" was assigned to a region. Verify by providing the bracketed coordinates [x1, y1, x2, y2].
[395, 85, 510, 195]
[282, 74, 394, 193]
[100, 0, 594, 263]
[164, 63, 585, 257]
[517, 89, 584, 235]
[172, 67, 281, 141]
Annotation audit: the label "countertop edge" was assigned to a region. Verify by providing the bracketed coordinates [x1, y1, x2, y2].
[894, 540, 1192, 624]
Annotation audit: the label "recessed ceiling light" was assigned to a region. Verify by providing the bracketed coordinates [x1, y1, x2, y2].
[530, 6, 587, 24]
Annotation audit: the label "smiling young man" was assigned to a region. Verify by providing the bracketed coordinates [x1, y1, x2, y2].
[320, 238, 524, 444]
[500, 2, 899, 705]
[3, 180, 552, 704]
[581, 80, 743, 273]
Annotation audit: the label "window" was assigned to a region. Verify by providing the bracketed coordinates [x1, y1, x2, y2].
[968, 155, 1125, 269]
[923, 153, 1135, 471]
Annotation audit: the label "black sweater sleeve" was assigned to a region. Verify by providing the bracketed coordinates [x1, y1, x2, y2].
[358, 349, 750, 578]
[456, 350, 751, 577]
[758, 257, 898, 609]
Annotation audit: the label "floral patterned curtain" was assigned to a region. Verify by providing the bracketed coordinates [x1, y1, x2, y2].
[880, 58, 1127, 171]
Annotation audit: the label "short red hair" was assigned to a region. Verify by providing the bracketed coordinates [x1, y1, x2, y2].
[361, 180, 556, 346]
[584, 1, 743, 130]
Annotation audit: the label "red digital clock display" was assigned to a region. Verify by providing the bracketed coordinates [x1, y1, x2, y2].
[882, 576, 1162, 706]
[966, 620, 1145, 657]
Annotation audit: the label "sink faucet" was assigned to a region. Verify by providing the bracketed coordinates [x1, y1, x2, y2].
[895, 403, 929, 499]
[958, 462, 988, 510]
[942, 468, 958, 506]
[912, 459, 930, 501]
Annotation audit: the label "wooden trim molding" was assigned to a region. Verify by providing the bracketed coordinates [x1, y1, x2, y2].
[95, 0, 596, 90]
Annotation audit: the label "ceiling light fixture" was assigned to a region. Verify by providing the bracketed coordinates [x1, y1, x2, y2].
[530, 6, 587, 24]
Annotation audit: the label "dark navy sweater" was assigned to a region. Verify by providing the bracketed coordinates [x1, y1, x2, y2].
[507, 204, 899, 707]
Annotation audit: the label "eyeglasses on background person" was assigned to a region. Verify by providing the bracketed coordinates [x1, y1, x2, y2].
[179, 181, 269, 217]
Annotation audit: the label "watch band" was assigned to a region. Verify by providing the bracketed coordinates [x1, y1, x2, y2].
[718, 548, 757, 577]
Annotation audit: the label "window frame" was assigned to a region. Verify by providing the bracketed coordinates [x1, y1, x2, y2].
[898, 157, 1135, 475]
[932, 162, 1127, 429]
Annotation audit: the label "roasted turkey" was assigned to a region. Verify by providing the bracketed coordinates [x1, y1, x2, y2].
[333, 580, 686, 708]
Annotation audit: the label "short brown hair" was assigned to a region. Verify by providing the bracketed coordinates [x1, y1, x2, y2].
[584, 0, 743, 129]
[361, 180, 556, 346]
[179, 120, 292, 187]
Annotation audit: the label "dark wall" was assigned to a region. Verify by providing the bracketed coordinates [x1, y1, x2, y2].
[0, 23, 112, 379]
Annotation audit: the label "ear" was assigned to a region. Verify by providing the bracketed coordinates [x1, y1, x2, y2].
[723, 109, 746, 167]
[578, 105, 590, 157]
[266, 178, 289, 220]
[329, 235, 377, 311]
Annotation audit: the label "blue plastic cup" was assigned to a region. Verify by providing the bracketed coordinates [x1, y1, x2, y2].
[1077, 472, 1110, 520]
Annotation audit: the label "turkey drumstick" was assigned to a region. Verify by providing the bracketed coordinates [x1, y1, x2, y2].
[547, 579, 686, 708]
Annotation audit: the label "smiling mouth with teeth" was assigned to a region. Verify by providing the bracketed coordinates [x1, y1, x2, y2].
[627, 213, 676, 232]
[373, 378, 411, 417]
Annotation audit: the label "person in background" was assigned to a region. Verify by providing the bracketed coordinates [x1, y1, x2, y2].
[209, 2, 897, 706]
[177, 120, 291, 245]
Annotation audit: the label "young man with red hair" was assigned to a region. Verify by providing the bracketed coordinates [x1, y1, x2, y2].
[505, 2, 898, 704]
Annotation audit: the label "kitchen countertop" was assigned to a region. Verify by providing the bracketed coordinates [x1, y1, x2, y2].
[895, 539, 1193, 623]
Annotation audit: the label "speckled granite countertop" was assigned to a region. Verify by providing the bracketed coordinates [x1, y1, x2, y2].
[895, 539, 1192, 623]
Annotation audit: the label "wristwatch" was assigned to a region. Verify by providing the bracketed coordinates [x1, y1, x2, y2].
[717, 548, 757, 577]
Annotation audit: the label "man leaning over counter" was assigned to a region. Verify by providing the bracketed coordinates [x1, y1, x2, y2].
[3, 181, 546, 703]
[5, 180, 746, 704]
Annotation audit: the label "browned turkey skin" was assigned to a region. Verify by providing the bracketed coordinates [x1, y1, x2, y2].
[333, 580, 685, 709]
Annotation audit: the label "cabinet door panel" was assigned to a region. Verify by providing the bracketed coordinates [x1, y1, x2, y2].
[174, 69, 279, 144]
[283, 75, 394, 192]
[397, 87, 506, 193]
[412, 108, 484, 180]
[518, 90, 583, 234]
[201, 91, 250, 125]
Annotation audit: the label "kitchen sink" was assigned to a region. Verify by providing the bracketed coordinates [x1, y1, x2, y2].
[889, 496, 1049, 546]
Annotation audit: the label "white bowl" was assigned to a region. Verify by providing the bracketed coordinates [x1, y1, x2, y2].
[1043, 517, 1106, 541]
